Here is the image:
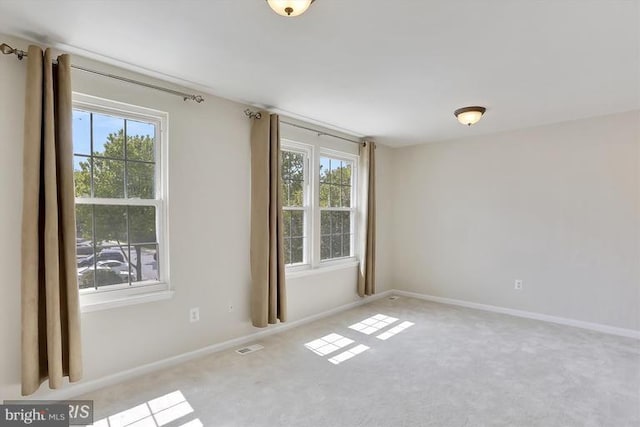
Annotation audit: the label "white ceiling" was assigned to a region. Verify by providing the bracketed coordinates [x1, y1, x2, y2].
[0, 0, 638, 146]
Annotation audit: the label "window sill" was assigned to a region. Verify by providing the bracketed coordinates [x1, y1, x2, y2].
[286, 259, 359, 279]
[80, 284, 174, 313]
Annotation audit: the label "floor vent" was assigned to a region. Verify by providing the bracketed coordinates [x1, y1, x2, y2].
[388, 296, 400, 301]
[235, 344, 264, 355]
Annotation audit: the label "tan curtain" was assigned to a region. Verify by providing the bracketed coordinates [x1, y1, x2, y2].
[357, 141, 376, 297]
[250, 113, 287, 327]
[21, 46, 82, 396]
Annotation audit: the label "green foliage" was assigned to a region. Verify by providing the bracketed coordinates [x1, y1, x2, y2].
[74, 129, 157, 283]
[280, 152, 353, 265]
[79, 268, 123, 289]
[74, 129, 154, 199]
[281, 150, 304, 207]
[319, 163, 351, 208]
[75, 129, 156, 240]
[280, 152, 353, 209]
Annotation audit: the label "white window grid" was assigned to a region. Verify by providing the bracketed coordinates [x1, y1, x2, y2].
[73, 93, 169, 295]
[281, 143, 311, 267]
[318, 152, 356, 263]
[281, 140, 358, 270]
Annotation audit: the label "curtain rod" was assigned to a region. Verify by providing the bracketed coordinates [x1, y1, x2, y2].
[1, 43, 205, 103]
[244, 109, 363, 145]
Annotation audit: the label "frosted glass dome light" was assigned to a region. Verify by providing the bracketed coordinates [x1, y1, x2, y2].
[454, 106, 487, 126]
[267, 0, 315, 17]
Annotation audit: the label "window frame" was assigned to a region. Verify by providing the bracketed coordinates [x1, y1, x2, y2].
[280, 141, 312, 270]
[316, 149, 358, 265]
[281, 139, 358, 273]
[72, 93, 170, 310]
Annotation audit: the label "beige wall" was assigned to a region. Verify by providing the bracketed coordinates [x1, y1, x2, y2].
[391, 111, 640, 330]
[0, 34, 393, 400]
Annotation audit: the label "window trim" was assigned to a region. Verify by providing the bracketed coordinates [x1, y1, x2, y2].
[72, 93, 170, 309]
[281, 138, 359, 273]
[315, 149, 358, 266]
[281, 140, 312, 270]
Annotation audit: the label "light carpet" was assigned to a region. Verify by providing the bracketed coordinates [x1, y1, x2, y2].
[77, 296, 640, 427]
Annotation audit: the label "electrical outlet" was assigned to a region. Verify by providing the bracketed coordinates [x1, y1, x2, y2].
[228, 303, 234, 313]
[514, 280, 523, 290]
[190, 307, 200, 323]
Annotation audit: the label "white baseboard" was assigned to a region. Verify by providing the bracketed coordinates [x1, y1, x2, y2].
[27, 290, 392, 401]
[393, 290, 640, 339]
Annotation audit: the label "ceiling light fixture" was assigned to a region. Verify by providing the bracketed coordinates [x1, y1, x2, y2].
[454, 106, 486, 126]
[266, 0, 315, 17]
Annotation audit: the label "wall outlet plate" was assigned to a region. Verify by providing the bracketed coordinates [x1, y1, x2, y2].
[514, 280, 523, 290]
[190, 307, 200, 322]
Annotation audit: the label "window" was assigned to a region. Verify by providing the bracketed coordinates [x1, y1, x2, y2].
[281, 148, 309, 265]
[281, 139, 357, 270]
[319, 156, 354, 261]
[72, 95, 167, 295]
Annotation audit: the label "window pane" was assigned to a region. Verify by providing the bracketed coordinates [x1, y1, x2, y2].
[320, 211, 331, 235]
[320, 157, 352, 208]
[341, 185, 351, 207]
[342, 234, 351, 257]
[283, 210, 292, 238]
[129, 244, 159, 282]
[319, 157, 331, 183]
[288, 180, 303, 207]
[340, 211, 351, 235]
[283, 238, 291, 265]
[94, 245, 129, 288]
[320, 211, 352, 261]
[95, 245, 128, 262]
[93, 158, 125, 198]
[73, 106, 163, 292]
[319, 183, 330, 208]
[129, 206, 157, 244]
[291, 237, 304, 264]
[331, 211, 343, 235]
[322, 158, 336, 184]
[330, 159, 341, 183]
[76, 205, 93, 246]
[282, 181, 302, 207]
[336, 160, 344, 185]
[95, 267, 127, 288]
[78, 267, 96, 289]
[331, 234, 343, 258]
[127, 161, 155, 199]
[281, 150, 305, 208]
[281, 181, 288, 206]
[72, 110, 91, 155]
[74, 156, 92, 197]
[341, 162, 352, 185]
[282, 151, 304, 181]
[283, 209, 304, 266]
[93, 113, 125, 158]
[76, 205, 94, 283]
[77, 252, 96, 269]
[329, 184, 341, 207]
[321, 235, 330, 260]
[290, 210, 303, 238]
[76, 247, 94, 267]
[126, 120, 155, 162]
[94, 205, 127, 245]
[281, 151, 291, 180]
